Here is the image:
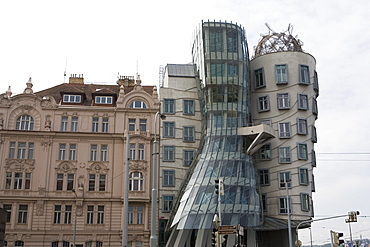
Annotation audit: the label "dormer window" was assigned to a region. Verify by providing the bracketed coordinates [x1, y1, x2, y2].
[95, 96, 112, 104]
[63, 95, 81, 103]
[129, 101, 147, 109]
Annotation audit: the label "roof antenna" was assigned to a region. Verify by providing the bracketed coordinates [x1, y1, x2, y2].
[63, 58, 68, 83]
[136, 60, 139, 80]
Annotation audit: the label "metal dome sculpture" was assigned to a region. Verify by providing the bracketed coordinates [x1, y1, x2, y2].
[253, 23, 303, 58]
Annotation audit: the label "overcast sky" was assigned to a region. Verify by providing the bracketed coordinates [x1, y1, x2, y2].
[1, 0, 370, 245]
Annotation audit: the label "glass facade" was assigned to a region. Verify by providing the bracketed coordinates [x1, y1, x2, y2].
[170, 21, 260, 231]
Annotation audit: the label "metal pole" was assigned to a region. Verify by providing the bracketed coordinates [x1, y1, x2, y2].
[72, 189, 77, 247]
[309, 228, 312, 247]
[285, 173, 293, 247]
[218, 182, 222, 247]
[150, 112, 165, 247]
[349, 221, 353, 243]
[122, 134, 130, 247]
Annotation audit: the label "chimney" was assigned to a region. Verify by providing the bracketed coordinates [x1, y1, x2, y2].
[69, 74, 84, 84]
[116, 75, 135, 86]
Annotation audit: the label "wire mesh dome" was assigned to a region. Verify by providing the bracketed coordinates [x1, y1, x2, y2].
[253, 23, 304, 58]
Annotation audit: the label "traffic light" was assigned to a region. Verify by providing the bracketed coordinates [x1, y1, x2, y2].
[331, 230, 344, 247]
[211, 228, 218, 247]
[215, 179, 224, 195]
[346, 211, 360, 222]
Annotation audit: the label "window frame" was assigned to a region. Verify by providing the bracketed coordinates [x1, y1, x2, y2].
[183, 150, 195, 166]
[163, 99, 175, 114]
[129, 172, 144, 191]
[129, 100, 147, 109]
[275, 64, 288, 84]
[258, 95, 270, 112]
[254, 67, 266, 88]
[298, 94, 309, 110]
[299, 168, 309, 185]
[16, 115, 34, 131]
[300, 193, 310, 211]
[278, 146, 291, 164]
[299, 65, 310, 85]
[163, 145, 175, 162]
[183, 126, 195, 142]
[163, 121, 175, 138]
[258, 169, 270, 186]
[297, 143, 308, 160]
[278, 122, 291, 138]
[162, 169, 175, 187]
[259, 144, 271, 160]
[63, 94, 81, 103]
[297, 118, 308, 135]
[95, 96, 112, 104]
[279, 171, 292, 188]
[277, 93, 290, 109]
[279, 197, 292, 214]
[162, 195, 175, 212]
[183, 99, 195, 115]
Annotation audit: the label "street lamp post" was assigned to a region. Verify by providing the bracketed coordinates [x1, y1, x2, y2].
[150, 112, 166, 247]
[72, 189, 77, 247]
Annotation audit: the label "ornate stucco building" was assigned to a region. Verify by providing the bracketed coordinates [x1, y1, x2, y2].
[0, 75, 160, 247]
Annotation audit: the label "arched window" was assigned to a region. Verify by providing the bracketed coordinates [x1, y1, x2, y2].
[129, 172, 143, 191]
[16, 115, 34, 130]
[129, 101, 147, 109]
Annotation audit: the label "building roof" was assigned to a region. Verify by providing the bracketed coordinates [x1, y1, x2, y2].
[166, 64, 195, 77]
[34, 83, 155, 106]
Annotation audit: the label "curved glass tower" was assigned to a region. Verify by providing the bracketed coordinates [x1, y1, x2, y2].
[167, 21, 261, 246]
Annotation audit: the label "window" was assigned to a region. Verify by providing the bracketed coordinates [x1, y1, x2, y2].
[183, 150, 195, 166]
[59, 144, 66, 160]
[260, 119, 272, 126]
[254, 68, 265, 88]
[299, 168, 309, 185]
[96, 241, 103, 247]
[101, 145, 108, 161]
[17, 142, 26, 159]
[228, 63, 238, 77]
[276, 64, 288, 84]
[183, 126, 195, 142]
[137, 206, 143, 224]
[28, 143, 34, 159]
[299, 65, 310, 84]
[102, 118, 109, 132]
[163, 99, 175, 114]
[259, 144, 271, 160]
[212, 86, 224, 103]
[128, 119, 136, 131]
[53, 205, 62, 224]
[298, 94, 309, 110]
[163, 170, 175, 187]
[278, 122, 291, 138]
[16, 115, 34, 130]
[17, 205, 28, 223]
[65, 205, 72, 224]
[162, 195, 174, 212]
[139, 119, 147, 131]
[297, 143, 308, 160]
[129, 101, 147, 108]
[279, 197, 291, 214]
[279, 172, 292, 188]
[183, 100, 194, 114]
[163, 122, 175, 137]
[278, 147, 291, 163]
[97, 205, 104, 224]
[300, 193, 310, 211]
[258, 95, 270, 112]
[261, 194, 267, 212]
[227, 30, 237, 52]
[138, 144, 144, 160]
[210, 63, 225, 77]
[313, 70, 319, 95]
[5, 172, 31, 190]
[163, 146, 175, 161]
[130, 144, 136, 160]
[92, 117, 99, 132]
[95, 96, 112, 104]
[71, 117, 78, 132]
[4, 204, 12, 222]
[9, 142, 15, 158]
[90, 144, 97, 161]
[15, 241, 24, 246]
[214, 113, 223, 128]
[69, 144, 76, 160]
[129, 172, 143, 191]
[128, 205, 144, 225]
[312, 98, 318, 116]
[297, 118, 308, 135]
[56, 173, 74, 191]
[312, 125, 317, 143]
[86, 205, 94, 224]
[61, 116, 68, 131]
[209, 29, 223, 52]
[311, 150, 317, 167]
[89, 174, 106, 191]
[63, 94, 81, 103]
[277, 93, 290, 109]
[258, 169, 270, 186]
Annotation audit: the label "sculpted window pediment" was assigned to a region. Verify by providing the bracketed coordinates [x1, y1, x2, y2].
[5, 159, 35, 172]
[129, 160, 148, 172]
[87, 162, 109, 174]
[55, 161, 77, 173]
